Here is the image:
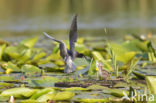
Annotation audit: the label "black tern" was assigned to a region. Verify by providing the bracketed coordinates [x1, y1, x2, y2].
[44, 15, 84, 73]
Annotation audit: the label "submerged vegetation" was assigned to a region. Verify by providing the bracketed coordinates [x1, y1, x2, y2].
[0, 33, 156, 103]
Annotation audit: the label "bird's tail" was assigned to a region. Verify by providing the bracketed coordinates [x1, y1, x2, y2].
[64, 61, 76, 73]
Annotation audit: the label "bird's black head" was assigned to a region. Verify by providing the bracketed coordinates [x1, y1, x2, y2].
[77, 53, 85, 58]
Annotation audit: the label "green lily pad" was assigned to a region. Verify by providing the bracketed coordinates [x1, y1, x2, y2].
[30, 88, 55, 99]
[16, 49, 32, 64]
[28, 76, 61, 87]
[0, 82, 14, 89]
[109, 43, 136, 64]
[37, 91, 56, 102]
[75, 98, 109, 103]
[31, 52, 46, 61]
[1, 62, 20, 72]
[4, 46, 21, 59]
[0, 76, 17, 82]
[146, 76, 156, 94]
[53, 91, 75, 101]
[62, 87, 88, 91]
[110, 89, 129, 97]
[87, 85, 110, 91]
[20, 37, 39, 48]
[74, 58, 89, 66]
[20, 100, 39, 103]
[91, 51, 112, 71]
[1, 87, 37, 98]
[0, 95, 9, 102]
[0, 44, 6, 60]
[21, 64, 41, 74]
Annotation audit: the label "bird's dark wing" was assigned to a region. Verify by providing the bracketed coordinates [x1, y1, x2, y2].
[43, 32, 68, 58]
[43, 32, 62, 43]
[69, 15, 78, 57]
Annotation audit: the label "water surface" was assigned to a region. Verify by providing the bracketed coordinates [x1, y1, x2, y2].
[0, 0, 156, 40]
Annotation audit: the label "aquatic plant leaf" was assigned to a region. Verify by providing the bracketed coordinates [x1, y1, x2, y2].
[87, 85, 110, 91]
[133, 71, 145, 80]
[28, 76, 61, 87]
[109, 43, 136, 64]
[62, 87, 88, 91]
[110, 89, 129, 97]
[75, 43, 87, 53]
[74, 66, 90, 77]
[92, 51, 105, 62]
[122, 40, 141, 52]
[0, 76, 17, 82]
[32, 52, 46, 61]
[113, 82, 129, 88]
[21, 64, 41, 74]
[88, 60, 96, 75]
[1, 87, 37, 98]
[75, 98, 109, 102]
[136, 41, 149, 52]
[17, 49, 32, 64]
[0, 82, 14, 89]
[52, 44, 59, 53]
[74, 58, 89, 66]
[91, 51, 112, 71]
[119, 51, 136, 63]
[20, 37, 39, 48]
[125, 57, 139, 81]
[20, 100, 38, 103]
[0, 44, 6, 60]
[1, 62, 20, 72]
[53, 91, 75, 101]
[46, 53, 61, 61]
[0, 95, 9, 102]
[4, 46, 21, 59]
[37, 91, 55, 102]
[55, 60, 64, 66]
[30, 88, 55, 99]
[146, 76, 156, 94]
[77, 38, 84, 44]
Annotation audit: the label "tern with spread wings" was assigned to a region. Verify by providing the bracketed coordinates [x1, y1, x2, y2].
[44, 15, 84, 73]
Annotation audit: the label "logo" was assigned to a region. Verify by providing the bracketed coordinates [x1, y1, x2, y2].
[122, 91, 154, 102]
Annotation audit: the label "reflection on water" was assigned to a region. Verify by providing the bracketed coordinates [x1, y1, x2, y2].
[0, 0, 156, 39]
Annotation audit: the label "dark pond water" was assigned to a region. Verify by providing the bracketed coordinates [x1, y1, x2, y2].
[0, 0, 156, 40]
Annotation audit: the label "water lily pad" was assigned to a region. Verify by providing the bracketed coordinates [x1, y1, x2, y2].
[37, 91, 56, 102]
[0, 82, 14, 89]
[146, 76, 156, 94]
[21, 64, 41, 74]
[4, 46, 22, 59]
[0, 76, 17, 82]
[91, 51, 112, 71]
[87, 85, 110, 91]
[0, 44, 6, 60]
[0, 95, 9, 102]
[110, 89, 129, 97]
[53, 91, 75, 101]
[17, 49, 32, 64]
[1, 87, 37, 98]
[75, 98, 109, 102]
[20, 37, 39, 48]
[28, 76, 61, 87]
[31, 52, 46, 61]
[62, 87, 88, 91]
[109, 43, 136, 64]
[74, 58, 89, 66]
[1, 62, 20, 72]
[20, 100, 38, 103]
[30, 88, 55, 99]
